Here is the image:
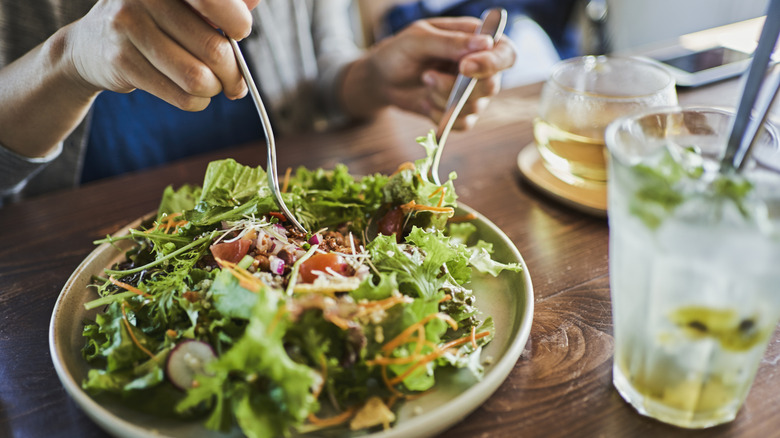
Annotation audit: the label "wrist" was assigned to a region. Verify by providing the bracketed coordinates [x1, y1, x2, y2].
[338, 55, 389, 120]
[49, 22, 103, 99]
[0, 23, 100, 158]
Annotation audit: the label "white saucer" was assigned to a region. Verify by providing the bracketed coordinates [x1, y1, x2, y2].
[517, 144, 607, 218]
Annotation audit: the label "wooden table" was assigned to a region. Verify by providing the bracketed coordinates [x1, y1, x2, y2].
[2, 79, 777, 438]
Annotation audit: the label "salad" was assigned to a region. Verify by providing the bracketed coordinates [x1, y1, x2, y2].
[80, 133, 522, 437]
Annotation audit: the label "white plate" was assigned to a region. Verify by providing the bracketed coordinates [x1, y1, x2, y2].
[49, 204, 534, 438]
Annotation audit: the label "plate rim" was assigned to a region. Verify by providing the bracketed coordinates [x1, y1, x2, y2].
[49, 203, 534, 438]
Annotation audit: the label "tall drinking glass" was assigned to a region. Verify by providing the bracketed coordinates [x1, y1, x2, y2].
[535, 56, 677, 186]
[605, 106, 780, 428]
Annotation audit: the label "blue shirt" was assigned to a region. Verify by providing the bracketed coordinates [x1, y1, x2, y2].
[384, 0, 580, 59]
[82, 89, 263, 183]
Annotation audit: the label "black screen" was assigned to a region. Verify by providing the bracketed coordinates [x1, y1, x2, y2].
[660, 47, 752, 73]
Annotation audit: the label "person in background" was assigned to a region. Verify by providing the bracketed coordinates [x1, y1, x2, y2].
[0, 0, 516, 206]
[381, 0, 580, 59]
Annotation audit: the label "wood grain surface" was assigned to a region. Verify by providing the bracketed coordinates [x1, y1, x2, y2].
[2, 78, 778, 438]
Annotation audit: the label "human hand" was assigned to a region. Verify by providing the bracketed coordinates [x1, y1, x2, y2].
[366, 16, 517, 130]
[66, 0, 260, 111]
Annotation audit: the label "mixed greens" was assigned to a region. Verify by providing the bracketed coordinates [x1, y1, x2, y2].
[80, 133, 522, 437]
[626, 144, 755, 229]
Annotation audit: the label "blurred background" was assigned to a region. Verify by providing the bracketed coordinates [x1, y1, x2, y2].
[352, 0, 771, 88]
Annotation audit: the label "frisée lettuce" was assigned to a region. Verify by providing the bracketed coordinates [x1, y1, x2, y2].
[80, 133, 522, 437]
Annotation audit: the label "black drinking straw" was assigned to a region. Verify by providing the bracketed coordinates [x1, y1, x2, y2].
[723, 0, 780, 171]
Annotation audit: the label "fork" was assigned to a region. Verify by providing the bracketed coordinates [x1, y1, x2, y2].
[228, 38, 308, 234]
[430, 8, 508, 185]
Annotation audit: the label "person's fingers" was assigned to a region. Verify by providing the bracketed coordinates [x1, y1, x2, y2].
[112, 42, 212, 111]
[243, 0, 261, 10]
[421, 16, 481, 34]
[398, 19, 495, 63]
[422, 70, 494, 129]
[470, 74, 502, 99]
[123, 5, 224, 99]
[148, 0, 247, 99]
[459, 37, 517, 79]
[428, 105, 480, 131]
[422, 69, 501, 111]
[383, 84, 436, 118]
[181, 0, 253, 40]
[422, 70, 456, 110]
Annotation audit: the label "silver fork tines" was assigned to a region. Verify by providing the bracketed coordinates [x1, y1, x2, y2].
[228, 37, 308, 234]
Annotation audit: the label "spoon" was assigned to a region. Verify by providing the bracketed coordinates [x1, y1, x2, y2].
[228, 37, 308, 234]
[430, 8, 508, 185]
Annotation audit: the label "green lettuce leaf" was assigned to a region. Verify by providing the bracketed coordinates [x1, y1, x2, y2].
[199, 159, 270, 207]
[157, 184, 201, 221]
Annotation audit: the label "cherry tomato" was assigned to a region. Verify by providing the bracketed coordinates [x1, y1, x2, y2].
[299, 253, 348, 283]
[209, 239, 252, 264]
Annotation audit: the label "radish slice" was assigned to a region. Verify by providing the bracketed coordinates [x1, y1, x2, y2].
[166, 340, 217, 390]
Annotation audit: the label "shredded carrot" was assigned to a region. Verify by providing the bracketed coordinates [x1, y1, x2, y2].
[438, 294, 452, 303]
[381, 313, 458, 353]
[367, 340, 439, 366]
[380, 365, 406, 398]
[215, 257, 264, 293]
[441, 330, 490, 352]
[355, 295, 413, 319]
[109, 276, 152, 299]
[427, 186, 444, 198]
[426, 186, 447, 208]
[282, 167, 292, 193]
[306, 406, 357, 428]
[358, 295, 413, 309]
[323, 309, 352, 330]
[121, 302, 156, 360]
[387, 331, 491, 386]
[145, 212, 188, 234]
[387, 357, 433, 386]
[447, 213, 477, 223]
[413, 326, 426, 356]
[368, 355, 420, 367]
[390, 162, 416, 176]
[399, 200, 454, 215]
